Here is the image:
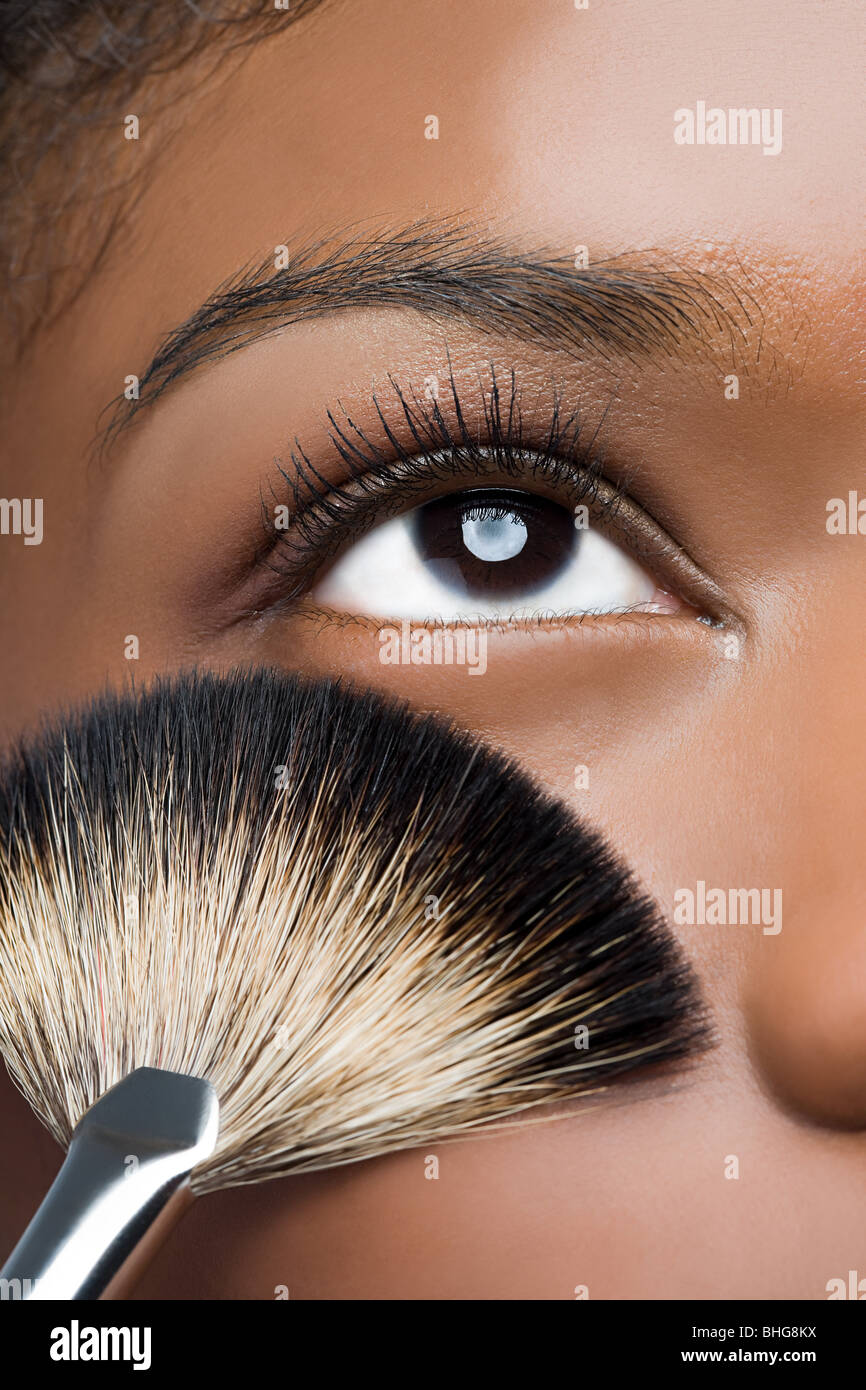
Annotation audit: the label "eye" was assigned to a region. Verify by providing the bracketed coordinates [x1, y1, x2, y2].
[311, 486, 682, 622]
[247, 373, 730, 631]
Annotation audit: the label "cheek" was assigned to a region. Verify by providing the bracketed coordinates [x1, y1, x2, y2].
[215, 610, 781, 1046]
[130, 1052, 859, 1300]
[229, 610, 730, 848]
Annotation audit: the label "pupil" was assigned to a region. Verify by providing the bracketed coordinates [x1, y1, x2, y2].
[461, 512, 528, 562]
[414, 488, 578, 599]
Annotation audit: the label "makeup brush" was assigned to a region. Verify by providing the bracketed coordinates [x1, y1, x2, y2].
[0, 670, 707, 1298]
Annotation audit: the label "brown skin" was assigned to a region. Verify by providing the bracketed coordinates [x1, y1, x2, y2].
[1, 0, 864, 1298]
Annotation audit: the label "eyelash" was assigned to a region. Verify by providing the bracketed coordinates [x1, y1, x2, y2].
[250, 366, 727, 626]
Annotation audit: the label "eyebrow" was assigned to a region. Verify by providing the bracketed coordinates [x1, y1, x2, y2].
[102, 219, 771, 446]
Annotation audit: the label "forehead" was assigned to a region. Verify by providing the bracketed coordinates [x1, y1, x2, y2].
[8, 0, 866, 442]
[134, 0, 860, 225]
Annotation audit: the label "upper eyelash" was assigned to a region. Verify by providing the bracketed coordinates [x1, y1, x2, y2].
[261, 366, 624, 581]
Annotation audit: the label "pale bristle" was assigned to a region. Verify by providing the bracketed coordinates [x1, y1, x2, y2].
[0, 671, 707, 1194]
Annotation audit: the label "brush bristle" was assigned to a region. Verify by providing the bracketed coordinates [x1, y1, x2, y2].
[0, 671, 708, 1193]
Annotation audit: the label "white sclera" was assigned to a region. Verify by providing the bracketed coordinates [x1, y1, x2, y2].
[313, 508, 667, 621]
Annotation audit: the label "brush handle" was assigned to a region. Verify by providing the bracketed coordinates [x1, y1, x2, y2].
[0, 1068, 218, 1300]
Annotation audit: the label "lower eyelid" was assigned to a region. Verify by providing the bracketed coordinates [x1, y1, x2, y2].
[254, 599, 712, 643]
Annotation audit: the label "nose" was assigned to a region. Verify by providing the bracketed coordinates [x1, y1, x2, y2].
[747, 914, 866, 1128]
[744, 613, 866, 1128]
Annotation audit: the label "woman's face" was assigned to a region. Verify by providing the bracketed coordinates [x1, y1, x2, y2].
[1, 0, 864, 1298]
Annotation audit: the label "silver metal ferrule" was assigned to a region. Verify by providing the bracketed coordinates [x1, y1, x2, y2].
[0, 1067, 219, 1300]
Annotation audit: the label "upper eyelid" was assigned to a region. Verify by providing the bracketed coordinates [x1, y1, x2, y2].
[252, 368, 735, 627]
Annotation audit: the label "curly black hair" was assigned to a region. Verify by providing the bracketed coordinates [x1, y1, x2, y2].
[0, 1, 327, 346]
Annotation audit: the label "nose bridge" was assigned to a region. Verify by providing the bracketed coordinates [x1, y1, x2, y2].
[804, 622, 866, 858]
[743, 615, 866, 1128]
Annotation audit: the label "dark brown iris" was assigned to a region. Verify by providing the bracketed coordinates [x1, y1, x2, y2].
[412, 488, 578, 598]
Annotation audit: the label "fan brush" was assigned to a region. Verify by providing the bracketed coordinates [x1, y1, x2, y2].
[0, 669, 707, 1298]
